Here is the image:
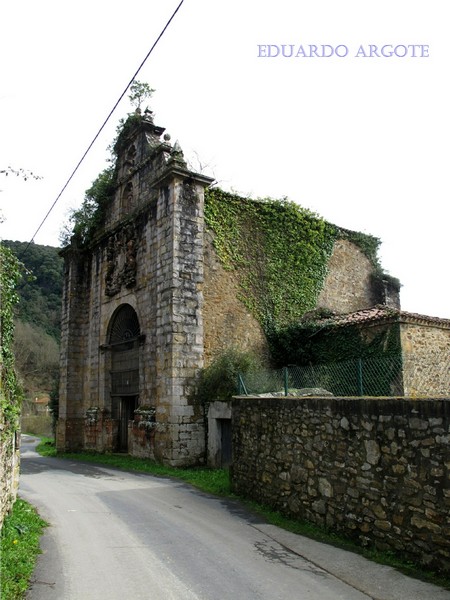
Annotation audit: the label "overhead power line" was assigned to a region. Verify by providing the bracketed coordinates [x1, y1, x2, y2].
[20, 0, 185, 257]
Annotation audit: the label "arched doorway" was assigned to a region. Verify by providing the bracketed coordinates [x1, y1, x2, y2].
[108, 304, 140, 452]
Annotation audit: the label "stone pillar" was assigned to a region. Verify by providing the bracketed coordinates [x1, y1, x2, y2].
[57, 246, 90, 451]
[153, 160, 213, 466]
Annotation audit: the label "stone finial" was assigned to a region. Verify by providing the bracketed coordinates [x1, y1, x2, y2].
[172, 140, 184, 156]
[168, 140, 187, 167]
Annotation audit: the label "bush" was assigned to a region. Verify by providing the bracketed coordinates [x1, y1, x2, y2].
[192, 349, 264, 405]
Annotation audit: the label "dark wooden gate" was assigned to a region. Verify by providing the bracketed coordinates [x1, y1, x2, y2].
[108, 305, 141, 453]
[118, 396, 138, 452]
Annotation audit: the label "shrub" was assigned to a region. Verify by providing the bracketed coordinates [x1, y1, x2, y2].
[192, 349, 263, 405]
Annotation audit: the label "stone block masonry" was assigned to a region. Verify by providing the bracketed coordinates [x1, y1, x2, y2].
[231, 396, 450, 574]
[57, 111, 214, 466]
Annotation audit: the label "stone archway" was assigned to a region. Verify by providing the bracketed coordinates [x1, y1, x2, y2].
[107, 304, 141, 452]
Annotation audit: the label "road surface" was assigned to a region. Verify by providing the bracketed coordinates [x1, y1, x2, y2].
[19, 436, 450, 600]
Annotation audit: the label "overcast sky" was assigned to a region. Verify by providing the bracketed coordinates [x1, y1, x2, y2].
[1, 0, 448, 318]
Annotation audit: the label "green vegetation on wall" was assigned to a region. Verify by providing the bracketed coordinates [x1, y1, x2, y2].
[269, 317, 403, 395]
[61, 112, 149, 247]
[0, 244, 23, 434]
[204, 188, 381, 334]
[61, 167, 116, 247]
[191, 349, 264, 406]
[204, 188, 398, 392]
[337, 227, 382, 272]
[62, 82, 154, 248]
[270, 317, 401, 365]
[204, 189, 336, 332]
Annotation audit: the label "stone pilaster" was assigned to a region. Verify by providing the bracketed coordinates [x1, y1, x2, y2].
[154, 162, 213, 465]
[57, 246, 90, 451]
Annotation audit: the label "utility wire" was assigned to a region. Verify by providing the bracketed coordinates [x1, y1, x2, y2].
[20, 0, 185, 258]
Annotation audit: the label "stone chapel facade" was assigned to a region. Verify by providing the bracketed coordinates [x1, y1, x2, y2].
[57, 110, 399, 466]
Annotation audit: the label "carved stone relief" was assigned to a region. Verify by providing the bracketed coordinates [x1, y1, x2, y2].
[105, 224, 138, 296]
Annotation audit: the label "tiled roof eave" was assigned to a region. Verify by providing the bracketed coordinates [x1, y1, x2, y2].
[397, 313, 450, 330]
[315, 306, 450, 330]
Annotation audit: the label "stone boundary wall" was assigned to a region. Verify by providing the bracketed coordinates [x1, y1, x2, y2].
[0, 431, 20, 527]
[231, 396, 450, 574]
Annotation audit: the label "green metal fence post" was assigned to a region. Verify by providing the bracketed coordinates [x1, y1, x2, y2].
[238, 373, 248, 396]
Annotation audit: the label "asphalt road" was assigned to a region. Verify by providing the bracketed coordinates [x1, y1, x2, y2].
[19, 436, 450, 600]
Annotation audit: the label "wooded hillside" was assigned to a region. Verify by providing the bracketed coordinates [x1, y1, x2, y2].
[2, 241, 62, 401]
[2, 241, 63, 341]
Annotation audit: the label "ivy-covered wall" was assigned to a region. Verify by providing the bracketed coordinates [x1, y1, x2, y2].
[204, 189, 337, 333]
[203, 189, 397, 368]
[202, 229, 270, 365]
[0, 244, 22, 526]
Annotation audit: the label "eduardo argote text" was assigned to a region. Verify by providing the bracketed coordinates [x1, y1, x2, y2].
[257, 44, 430, 58]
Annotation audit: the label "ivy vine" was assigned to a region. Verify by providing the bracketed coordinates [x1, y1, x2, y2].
[0, 244, 23, 437]
[205, 188, 385, 334]
[337, 227, 381, 270]
[204, 189, 388, 336]
[268, 317, 403, 395]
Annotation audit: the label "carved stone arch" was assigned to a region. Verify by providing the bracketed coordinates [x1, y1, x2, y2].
[107, 303, 140, 344]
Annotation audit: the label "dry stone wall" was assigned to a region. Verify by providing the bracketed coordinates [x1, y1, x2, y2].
[231, 396, 450, 574]
[0, 432, 20, 527]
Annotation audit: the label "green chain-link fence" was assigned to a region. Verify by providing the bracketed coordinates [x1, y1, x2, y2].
[238, 355, 449, 397]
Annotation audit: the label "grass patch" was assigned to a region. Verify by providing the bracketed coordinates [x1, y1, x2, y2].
[1, 499, 48, 600]
[35, 436, 57, 457]
[34, 437, 450, 589]
[35, 437, 230, 496]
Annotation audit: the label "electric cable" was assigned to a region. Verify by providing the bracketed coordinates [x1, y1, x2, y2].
[19, 0, 185, 258]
